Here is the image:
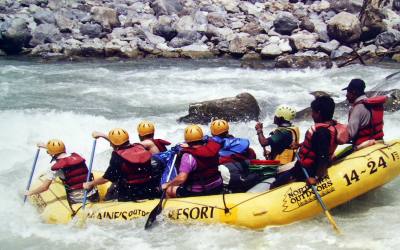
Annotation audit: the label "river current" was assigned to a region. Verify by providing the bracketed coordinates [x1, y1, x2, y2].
[0, 58, 399, 250]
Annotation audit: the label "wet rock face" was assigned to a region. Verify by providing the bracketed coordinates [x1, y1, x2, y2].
[0, 18, 32, 54]
[327, 11, 361, 44]
[178, 92, 261, 124]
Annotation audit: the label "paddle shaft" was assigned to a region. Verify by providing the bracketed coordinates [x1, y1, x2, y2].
[301, 167, 340, 233]
[81, 139, 97, 211]
[24, 148, 40, 203]
[144, 153, 178, 230]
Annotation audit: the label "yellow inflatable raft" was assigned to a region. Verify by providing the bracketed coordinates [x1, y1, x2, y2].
[28, 140, 400, 229]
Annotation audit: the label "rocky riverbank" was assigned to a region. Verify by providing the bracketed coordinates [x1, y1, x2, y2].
[1, 0, 400, 68]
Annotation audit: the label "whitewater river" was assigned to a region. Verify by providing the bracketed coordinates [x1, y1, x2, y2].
[0, 58, 399, 250]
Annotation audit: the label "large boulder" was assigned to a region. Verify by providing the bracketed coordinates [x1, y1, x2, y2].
[29, 23, 61, 47]
[327, 11, 361, 44]
[0, 18, 32, 54]
[290, 31, 319, 51]
[375, 30, 400, 49]
[178, 92, 260, 124]
[91, 6, 120, 30]
[80, 23, 102, 38]
[228, 35, 256, 55]
[359, 6, 386, 41]
[273, 12, 299, 35]
[33, 8, 56, 24]
[153, 23, 177, 41]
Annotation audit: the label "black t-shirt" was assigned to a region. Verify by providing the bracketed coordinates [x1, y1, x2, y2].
[311, 126, 331, 167]
[103, 151, 124, 183]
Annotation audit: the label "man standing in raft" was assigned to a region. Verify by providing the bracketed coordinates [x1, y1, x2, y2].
[343, 79, 387, 149]
[25, 139, 99, 204]
[137, 121, 171, 154]
[271, 96, 339, 188]
[83, 128, 160, 201]
[255, 105, 300, 164]
[162, 125, 223, 197]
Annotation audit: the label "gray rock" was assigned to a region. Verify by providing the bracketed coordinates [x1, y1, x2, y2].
[33, 8, 56, 24]
[55, 12, 75, 32]
[331, 45, 353, 59]
[261, 43, 282, 57]
[153, 24, 177, 41]
[0, 18, 32, 54]
[80, 23, 102, 38]
[169, 31, 201, 48]
[178, 92, 260, 124]
[207, 12, 227, 28]
[375, 30, 400, 49]
[360, 6, 386, 41]
[91, 6, 120, 30]
[206, 24, 234, 41]
[290, 31, 319, 51]
[30, 23, 61, 47]
[105, 39, 129, 57]
[273, 12, 299, 35]
[275, 53, 333, 68]
[179, 43, 215, 59]
[174, 15, 196, 33]
[228, 35, 256, 55]
[238, 1, 261, 16]
[310, 18, 329, 42]
[145, 31, 165, 45]
[218, 0, 240, 13]
[151, 0, 183, 16]
[327, 11, 361, 44]
[240, 21, 264, 36]
[81, 39, 105, 57]
[317, 40, 340, 53]
[300, 17, 315, 33]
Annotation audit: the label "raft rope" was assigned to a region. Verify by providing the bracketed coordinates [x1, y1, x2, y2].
[222, 191, 230, 214]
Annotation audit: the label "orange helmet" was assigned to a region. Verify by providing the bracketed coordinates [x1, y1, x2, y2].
[108, 128, 129, 146]
[46, 139, 65, 156]
[137, 121, 155, 137]
[184, 125, 204, 143]
[210, 119, 229, 136]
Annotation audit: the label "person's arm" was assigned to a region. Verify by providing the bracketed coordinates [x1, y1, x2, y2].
[162, 153, 194, 190]
[25, 179, 52, 196]
[162, 172, 188, 190]
[92, 131, 110, 142]
[83, 176, 109, 190]
[255, 122, 270, 146]
[347, 105, 370, 140]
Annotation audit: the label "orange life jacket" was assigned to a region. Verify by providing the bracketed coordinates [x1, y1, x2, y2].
[116, 144, 153, 185]
[350, 96, 387, 146]
[297, 122, 338, 169]
[51, 153, 89, 190]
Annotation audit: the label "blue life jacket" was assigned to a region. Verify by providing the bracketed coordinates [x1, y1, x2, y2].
[212, 136, 250, 157]
[154, 146, 181, 185]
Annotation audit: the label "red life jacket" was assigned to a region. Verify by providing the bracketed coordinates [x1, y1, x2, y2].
[151, 138, 171, 152]
[297, 122, 338, 169]
[116, 144, 153, 185]
[181, 140, 222, 186]
[51, 153, 88, 190]
[351, 96, 387, 146]
[219, 148, 257, 164]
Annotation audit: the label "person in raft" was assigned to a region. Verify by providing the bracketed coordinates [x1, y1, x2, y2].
[25, 139, 99, 204]
[209, 119, 260, 192]
[255, 105, 300, 165]
[343, 78, 387, 149]
[137, 121, 171, 154]
[271, 96, 341, 188]
[162, 125, 223, 198]
[210, 119, 256, 163]
[83, 128, 161, 201]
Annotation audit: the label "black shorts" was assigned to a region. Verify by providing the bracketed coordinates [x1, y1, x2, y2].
[176, 185, 223, 198]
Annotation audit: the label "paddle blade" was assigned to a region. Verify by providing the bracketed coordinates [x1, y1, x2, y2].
[75, 212, 88, 228]
[144, 202, 163, 230]
[324, 210, 341, 234]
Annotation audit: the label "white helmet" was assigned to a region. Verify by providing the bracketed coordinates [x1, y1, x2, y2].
[275, 105, 296, 121]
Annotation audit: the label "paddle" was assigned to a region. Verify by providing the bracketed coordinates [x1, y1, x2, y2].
[77, 139, 97, 226]
[301, 166, 341, 234]
[24, 148, 41, 203]
[144, 153, 178, 230]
